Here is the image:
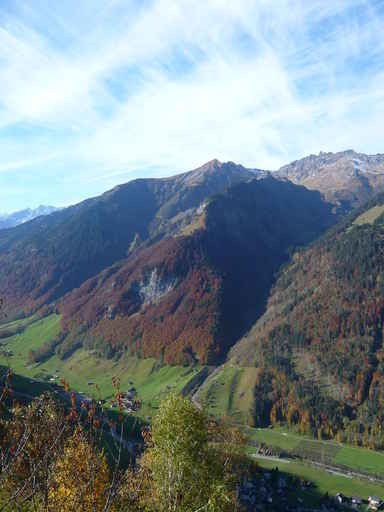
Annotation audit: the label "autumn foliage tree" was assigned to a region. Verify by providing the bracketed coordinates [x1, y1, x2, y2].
[48, 426, 110, 512]
[0, 393, 69, 510]
[0, 379, 247, 511]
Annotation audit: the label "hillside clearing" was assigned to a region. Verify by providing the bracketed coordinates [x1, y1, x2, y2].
[353, 204, 384, 225]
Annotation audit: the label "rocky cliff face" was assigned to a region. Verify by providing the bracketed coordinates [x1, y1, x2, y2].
[138, 268, 178, 306]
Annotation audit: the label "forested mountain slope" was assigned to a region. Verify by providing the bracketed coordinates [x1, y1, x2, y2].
[0, 160, 262, 318]
[3, 150, 384, 321]
[57, 178, 335, 365]
[230, 195, 384, 448]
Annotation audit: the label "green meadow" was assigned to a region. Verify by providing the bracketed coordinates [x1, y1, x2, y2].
[244, 425, 384, 479]
[353, 204, 384, 226]
[0, 314, 203, 419]
[254, 457, 384, 503]
[198, 363, 258, 423]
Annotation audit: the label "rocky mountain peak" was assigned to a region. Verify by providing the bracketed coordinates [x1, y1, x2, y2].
[276, 150, 384, 210]
[200, 158, 223, 171]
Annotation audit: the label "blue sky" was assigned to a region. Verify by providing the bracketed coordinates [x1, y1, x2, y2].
[1, 0, 384, 211]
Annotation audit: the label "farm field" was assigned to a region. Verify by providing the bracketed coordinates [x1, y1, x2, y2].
[335, 445, 384, 477]
[0, 315, 37, 333]
[244, 426, 300, 451]
[244, 425, 384, 478]
[0, 314, 62, 373]
[254, 457, 384, 503]
[0, 314, 204, 419]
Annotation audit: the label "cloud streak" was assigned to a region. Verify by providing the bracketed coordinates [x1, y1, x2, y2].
[0, 0, 384, 210]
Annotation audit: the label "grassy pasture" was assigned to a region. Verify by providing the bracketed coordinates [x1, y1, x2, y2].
[0, 314, 203, 419]
[198, 364, 258, 423]
[244, 426, 300, 451]
[0, 315, 37, 337]
[294, 440, 341, 465]
[335, 445, 384, 477]
[245, 426, 384, 479]
[0, 314, 61, 374]
[254, 457, 384, 502]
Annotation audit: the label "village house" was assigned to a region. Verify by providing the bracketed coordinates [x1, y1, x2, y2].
[351, 496, 363, 508]
[335, 493, 347, 505]
[126, 387, 137, 399]
[368, 496, 383, 510]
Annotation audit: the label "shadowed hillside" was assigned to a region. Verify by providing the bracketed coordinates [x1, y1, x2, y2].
[59, 178, 336, 364]
[230, 194, 384, 447]
[0, 160, 262, 319]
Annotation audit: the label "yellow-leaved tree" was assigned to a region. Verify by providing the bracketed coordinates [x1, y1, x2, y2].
[48, 426, 111, 512]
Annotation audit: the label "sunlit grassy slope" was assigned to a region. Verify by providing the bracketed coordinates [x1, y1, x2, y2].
[0, 314, 61, 373]
[353, 204, 384, 225]
[0, 315, 37, 334]
[198, 364, 258, 423]
[0, 314, 203, 419]
[244, 425, 384, 478]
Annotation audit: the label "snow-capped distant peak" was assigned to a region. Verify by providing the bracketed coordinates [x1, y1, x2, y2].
[0, 205, 60, 230]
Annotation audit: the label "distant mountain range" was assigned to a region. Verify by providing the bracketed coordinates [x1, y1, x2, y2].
[3, 149, 384, 230]
[0, 205, 59, 230]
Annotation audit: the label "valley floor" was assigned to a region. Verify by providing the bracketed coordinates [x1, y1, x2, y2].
[246, 430, 384, 503]
[1, 313, 383, 503]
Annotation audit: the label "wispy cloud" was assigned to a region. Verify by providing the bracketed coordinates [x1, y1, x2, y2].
[0, 0, 384, 210]
[0, 153, 57, 173]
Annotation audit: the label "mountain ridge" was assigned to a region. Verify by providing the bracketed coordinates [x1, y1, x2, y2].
[1, 150, 383, 367]
[0, 159, 265, 319]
